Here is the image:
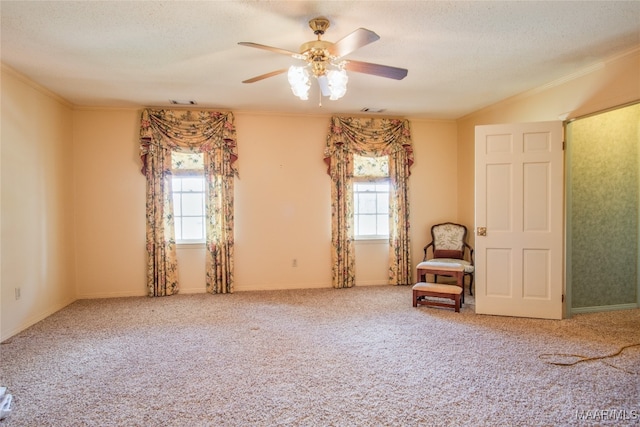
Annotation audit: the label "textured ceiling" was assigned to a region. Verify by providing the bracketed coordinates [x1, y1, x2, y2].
[1, 1, 639, 119]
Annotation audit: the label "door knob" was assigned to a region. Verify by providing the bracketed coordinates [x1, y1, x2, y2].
[477, 227, 487, 236]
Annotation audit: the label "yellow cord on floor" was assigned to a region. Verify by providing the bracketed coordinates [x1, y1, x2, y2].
[539, 343, 640, 374]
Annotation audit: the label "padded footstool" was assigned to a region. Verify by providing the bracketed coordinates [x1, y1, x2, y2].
[416, 262, 465, 303]
[412, 282, 463, 312]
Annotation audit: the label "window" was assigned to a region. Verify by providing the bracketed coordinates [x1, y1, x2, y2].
[353, 155, 390, 240]
[171, 152, 205, 244]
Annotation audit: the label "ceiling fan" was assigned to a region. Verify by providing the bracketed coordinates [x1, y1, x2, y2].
[238, 17, 408, 101]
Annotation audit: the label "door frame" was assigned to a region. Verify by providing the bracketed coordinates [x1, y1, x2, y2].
[563, 101, 640, 315]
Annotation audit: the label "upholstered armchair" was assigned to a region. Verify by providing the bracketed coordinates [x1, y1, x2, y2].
[417, 222, 475, 295]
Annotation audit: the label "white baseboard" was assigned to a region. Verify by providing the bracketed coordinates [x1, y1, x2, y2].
[571, 302, 638, 314]
[233, 282, 331, 292]
[1, 296, 76, 342]
[76, 290, 146, 299]
[76, 283, 337, 297]
[354, 280, 389, 286]
[177, 287, 207, 294]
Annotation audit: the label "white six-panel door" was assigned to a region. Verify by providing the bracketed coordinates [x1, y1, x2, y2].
[475, 121, 564, 319]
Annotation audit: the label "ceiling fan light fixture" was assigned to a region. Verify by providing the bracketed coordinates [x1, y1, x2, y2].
[287, 65, 311, 100]
[240, 17, 408, 104]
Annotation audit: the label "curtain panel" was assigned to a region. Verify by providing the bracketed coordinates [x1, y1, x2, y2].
[139, 109, 238, 296]
[324, 116, 414, 288]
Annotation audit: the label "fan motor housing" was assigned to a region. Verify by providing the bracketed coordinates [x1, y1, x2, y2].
[299, 40, 333, 56]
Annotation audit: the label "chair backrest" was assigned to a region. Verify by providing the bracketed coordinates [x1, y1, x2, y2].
[431, 222, 468, 259]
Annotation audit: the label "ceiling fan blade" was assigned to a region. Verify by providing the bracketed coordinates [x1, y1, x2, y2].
[329, 28, 380, 58]
[238, 42, 300, 57]
[242, 69, 288, 84]
[344, 60, 408, 80]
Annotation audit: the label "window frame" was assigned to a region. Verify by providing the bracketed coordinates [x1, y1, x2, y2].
[171, 152, 206, 245]
[353, 176, 391, 241]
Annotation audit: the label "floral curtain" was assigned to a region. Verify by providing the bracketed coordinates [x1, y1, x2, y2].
[140, 109, 238, 296]
[324, 116, 414, 288]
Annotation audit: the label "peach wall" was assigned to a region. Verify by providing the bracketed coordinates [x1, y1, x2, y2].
[72, 109, 147, 298]
[408, 119, 460, 262]
[1, 66, 75, 340]
[71, 109, 458, 296]
[233, 113, 333, 291]
[456, 47, 640, 246]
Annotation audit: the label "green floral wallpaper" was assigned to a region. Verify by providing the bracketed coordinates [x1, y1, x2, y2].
[568, 103, 639, 308]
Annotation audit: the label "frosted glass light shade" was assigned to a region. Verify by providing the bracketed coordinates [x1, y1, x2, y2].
[327, 69, 348, 100]
[287, 66, 310, 100]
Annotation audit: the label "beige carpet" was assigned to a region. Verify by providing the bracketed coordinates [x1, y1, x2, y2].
[1, 286, 639, 426]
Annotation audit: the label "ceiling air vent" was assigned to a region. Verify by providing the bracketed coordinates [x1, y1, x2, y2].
[360, 107, 386, 113]
[169, 100, 197, 105]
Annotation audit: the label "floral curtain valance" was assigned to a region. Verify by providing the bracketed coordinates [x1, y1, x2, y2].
[140, 109, 238, 176]
[324, 116, 414, 174]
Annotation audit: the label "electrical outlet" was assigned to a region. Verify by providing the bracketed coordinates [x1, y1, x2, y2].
[292, 259, 297, 267]
[15, 288, 21, 300]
